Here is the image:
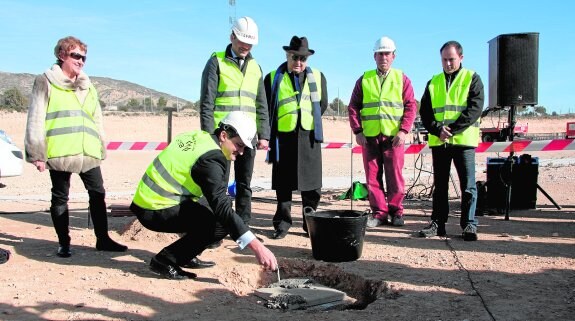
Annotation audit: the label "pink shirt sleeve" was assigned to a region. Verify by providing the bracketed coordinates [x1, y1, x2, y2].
[399, 74, 417, 134]
[347, 77, 364, 134]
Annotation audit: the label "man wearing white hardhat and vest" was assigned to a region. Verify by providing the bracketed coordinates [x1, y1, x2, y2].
[348, 36, 417, 228]
[418, 41, 484, 241]
[199, 16, 270, 241]
[130, 111, 278, 280]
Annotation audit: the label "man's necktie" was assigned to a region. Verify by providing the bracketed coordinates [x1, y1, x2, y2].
[294, 74, 301, 101]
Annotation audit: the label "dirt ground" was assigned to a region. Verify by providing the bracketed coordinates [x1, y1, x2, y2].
[1, 112, 574, 321]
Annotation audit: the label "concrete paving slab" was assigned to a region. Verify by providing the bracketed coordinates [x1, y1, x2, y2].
[254, 278, 346, 310]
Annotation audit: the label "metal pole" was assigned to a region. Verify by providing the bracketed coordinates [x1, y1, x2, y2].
[337, 87, 340, 117]
[164, 107, 176, 143]
[350, 127, 354, 211]
[537, 183, 562, 210]
[504, 105, 517, 220]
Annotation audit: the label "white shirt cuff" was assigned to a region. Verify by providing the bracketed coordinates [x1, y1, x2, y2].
[236, 231, 256, 249]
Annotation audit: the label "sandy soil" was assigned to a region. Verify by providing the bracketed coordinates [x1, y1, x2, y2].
[1, 112, 574, 321]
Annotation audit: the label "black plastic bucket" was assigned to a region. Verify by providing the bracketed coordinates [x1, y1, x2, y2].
[304, 209, 368, 262]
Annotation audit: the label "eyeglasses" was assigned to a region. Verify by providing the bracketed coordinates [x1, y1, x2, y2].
[69, 52, 86, 62]
[291, 55, 307, 62]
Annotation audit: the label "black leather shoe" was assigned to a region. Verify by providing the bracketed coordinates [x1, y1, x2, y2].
[206, 240, 222, 249]
[150, 257, 197, 280]
[180, 257, 216, 269]
[96, 237, 128, 252]
[57, 245, 71, 258]
[270, 230, 288, 240]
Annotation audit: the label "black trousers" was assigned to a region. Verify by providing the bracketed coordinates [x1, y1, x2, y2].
[272, 188, 321, 233]
[49, 167, 109, 245]
[49, 167, 106, 207]
[224, 147, 255, 225]
[131, 199, 227, 266]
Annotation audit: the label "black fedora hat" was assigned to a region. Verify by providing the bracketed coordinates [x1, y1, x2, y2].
[282, 36, 315, 56]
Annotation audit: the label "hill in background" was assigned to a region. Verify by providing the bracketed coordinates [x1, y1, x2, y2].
[0, 71, 192, 110]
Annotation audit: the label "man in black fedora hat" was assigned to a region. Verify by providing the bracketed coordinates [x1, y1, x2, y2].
[264, 36, 328, 240]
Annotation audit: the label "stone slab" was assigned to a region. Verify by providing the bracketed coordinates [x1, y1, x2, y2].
[254, 278, 346, 309]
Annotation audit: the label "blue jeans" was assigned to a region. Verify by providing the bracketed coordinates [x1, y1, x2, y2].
[431, 146, 478, 229]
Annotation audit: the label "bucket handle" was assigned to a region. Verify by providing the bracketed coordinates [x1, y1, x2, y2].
[303, 206, 315, 216]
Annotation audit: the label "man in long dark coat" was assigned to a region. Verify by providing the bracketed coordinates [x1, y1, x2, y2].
[264, 36, 328, 239]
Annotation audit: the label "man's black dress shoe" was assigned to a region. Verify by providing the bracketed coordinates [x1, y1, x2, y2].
[150, 257, 197, 280]
[57, 245, 71, 258]
[180, 257, 216, 269]
[270, 230, 288, 240]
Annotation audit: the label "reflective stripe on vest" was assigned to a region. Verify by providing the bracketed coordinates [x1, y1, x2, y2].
[427, 68, 480, 147]
[213, 52, 260, 127]
[360, 68, 404, 137]
[269, 68, 322, 132]
[45, 83, 102, 160]
[132, 131, 220, 210]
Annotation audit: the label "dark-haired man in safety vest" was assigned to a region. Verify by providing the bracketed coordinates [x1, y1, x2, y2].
[130, 111, 278, 280]
[419, 40, 484, 241]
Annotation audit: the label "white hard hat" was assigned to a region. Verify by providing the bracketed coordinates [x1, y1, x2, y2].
[232, 16, 259, 45]
[220, 111, 257, 148]
[373, 36, 396, 52]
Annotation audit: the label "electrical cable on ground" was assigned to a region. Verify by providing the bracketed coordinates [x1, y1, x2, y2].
[443, 237, 497, 321]
[405, 153, 434, 200]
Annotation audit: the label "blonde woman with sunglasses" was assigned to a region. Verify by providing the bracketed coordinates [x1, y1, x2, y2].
[25, 36, 127, 258]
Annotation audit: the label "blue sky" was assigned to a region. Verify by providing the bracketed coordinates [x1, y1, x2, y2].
[1, 0, 573, 114]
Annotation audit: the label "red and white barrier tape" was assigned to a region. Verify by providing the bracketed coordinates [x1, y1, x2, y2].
[107, 139, 575, 154]
[106, 141, 168, 151]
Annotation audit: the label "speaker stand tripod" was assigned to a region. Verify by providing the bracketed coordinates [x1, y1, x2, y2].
[502, 105, 561, 221]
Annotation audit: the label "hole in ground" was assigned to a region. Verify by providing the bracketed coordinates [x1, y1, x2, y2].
[218, 258, 387, 310]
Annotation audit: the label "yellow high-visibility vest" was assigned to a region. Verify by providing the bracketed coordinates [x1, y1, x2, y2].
[45, 83, 102, 160]
[427, 68, 480, 147]
[269, 68, 322, 132]
[213, 52, 260, 127]
[360, 68, 404, 137]
[132, 131, 219, 210]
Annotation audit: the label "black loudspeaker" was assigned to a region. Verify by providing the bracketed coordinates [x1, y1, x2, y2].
[486, 154, 538, 211]
[488, 33, 539, 107]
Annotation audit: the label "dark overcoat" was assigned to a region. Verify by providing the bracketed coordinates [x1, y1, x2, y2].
[264, 66, 328, 191]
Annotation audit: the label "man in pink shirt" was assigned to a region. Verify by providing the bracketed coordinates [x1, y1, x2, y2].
[347, 36, 417, 227]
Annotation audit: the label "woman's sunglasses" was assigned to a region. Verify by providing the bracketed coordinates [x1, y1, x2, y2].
[69, 52, 86, 62]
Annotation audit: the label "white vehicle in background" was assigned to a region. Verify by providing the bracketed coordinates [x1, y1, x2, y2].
[0, 129, 23, 180]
